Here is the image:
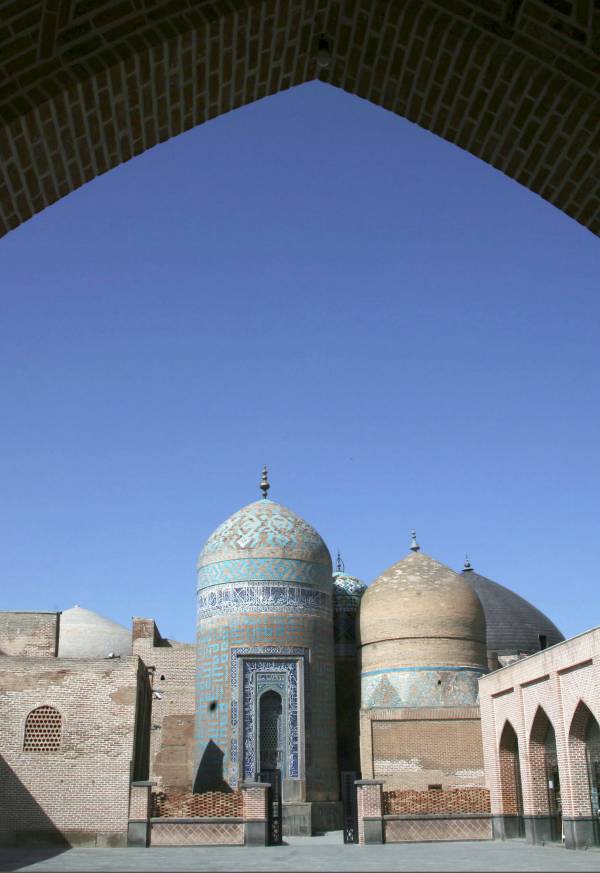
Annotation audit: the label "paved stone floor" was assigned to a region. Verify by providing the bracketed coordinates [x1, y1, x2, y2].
[1, 838, 599, 873]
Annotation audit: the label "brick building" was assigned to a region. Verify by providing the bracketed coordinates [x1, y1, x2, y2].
[479, 626, 600, 850]
[0, 640, 151, 847]
[1, 472, 597, 849]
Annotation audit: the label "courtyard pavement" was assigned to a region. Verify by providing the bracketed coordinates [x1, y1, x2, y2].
[1, 835, 599, 873]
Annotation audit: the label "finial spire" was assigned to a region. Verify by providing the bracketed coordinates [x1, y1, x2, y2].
[260, 465, 270, 499]
[410, 530, 420, 552]
[336, 549, 345, 573]
[463, 554, 473, 572]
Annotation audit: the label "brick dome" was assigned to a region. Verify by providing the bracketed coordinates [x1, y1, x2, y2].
[360, 551, 486, 657]
[461, 569, 564, 657]
[359, 552, 488, 709]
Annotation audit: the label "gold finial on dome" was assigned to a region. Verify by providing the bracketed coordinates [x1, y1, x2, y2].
[410, 530, 420, 552]
[336, 549, 345, 573]
[260, 465, 270, 499]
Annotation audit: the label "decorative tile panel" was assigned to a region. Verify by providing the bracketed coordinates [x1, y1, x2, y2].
[197, 582, 331, 618]
[361, 666, 485, 708]
[228, 646, 307, 788]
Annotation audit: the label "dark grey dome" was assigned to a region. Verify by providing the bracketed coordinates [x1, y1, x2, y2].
[461, 571, 564, 656]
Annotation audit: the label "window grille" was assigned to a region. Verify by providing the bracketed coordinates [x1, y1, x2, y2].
[23, 705, 62, 752]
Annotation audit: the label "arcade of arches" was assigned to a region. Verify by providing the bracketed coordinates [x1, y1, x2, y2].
[479, 628, 600, 850]
[1, 0, 600, 239]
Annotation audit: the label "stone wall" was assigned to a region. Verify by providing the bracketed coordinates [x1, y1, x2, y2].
[0, 655, 150, 847]
[132, 618, 196, 793]
[360, 706, 485, 791]
[0, 612, 59, 658]
[479, 626, 600, 850]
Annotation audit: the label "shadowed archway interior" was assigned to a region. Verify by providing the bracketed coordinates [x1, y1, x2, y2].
[568, 701, 600, 825]
[1, 1, 600, 239]
[499, 720, 524, 835]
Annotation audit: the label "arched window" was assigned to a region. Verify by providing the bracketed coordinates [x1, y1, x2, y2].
[259, 690, 283, 772]
[499, 720, 524, 836]
[23, 705, 62, 752]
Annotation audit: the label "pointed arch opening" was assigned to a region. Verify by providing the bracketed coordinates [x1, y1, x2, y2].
[259, 690, 283, 774]
[499, 720, 524, 838]
[568, 701, 600, 846]
[529, 706, 561, 841]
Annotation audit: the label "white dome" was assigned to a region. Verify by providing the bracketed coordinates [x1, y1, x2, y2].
[58, 606, 131, 659]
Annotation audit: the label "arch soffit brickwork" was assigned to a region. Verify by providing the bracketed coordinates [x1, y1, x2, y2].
[521, 680, 560, 743]
[2, 1, 600, 239]
[568, 698, 600, 740]
[528, 703, 554, 744]
[499, 717, 519, 750]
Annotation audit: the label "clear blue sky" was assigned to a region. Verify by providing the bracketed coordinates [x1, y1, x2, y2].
[1, 82, 598, 643]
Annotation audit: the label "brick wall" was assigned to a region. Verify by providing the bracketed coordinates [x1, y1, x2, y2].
[383, 788, 490, 816]
[1, 2, 600, 239]
[0, 655, 149, 847]
[0, 612, 59, 658]
[479, 626, 600, 824]
[132, 618, 196, 792]
[361, 707, 485, 791]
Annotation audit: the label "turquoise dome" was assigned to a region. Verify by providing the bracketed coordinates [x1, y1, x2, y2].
[333, 572, 366, 611]
[197, 499, 332, 590]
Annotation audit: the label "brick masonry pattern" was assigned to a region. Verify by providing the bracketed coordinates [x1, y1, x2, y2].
[479, 626, 600, 820]
[384, 816, 492, 842]
[132, 619, 196, 792]
[1, 1, 600, 238]
[0, 612, 59, 658]
[150, 820, 244, 845]
[383, 787, 491, 815]
[361, 706, 485, 791]
[151, 790, 243, 818]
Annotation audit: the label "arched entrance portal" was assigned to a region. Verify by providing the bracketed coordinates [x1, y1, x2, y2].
[2, 2, 600, 239]
[567, 702, 600, 848]
[527, 707, 561, 843]
[498, 721, 524, 839]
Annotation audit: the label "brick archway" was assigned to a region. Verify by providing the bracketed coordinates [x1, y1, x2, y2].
[2, 1, 600, 240]
[568, 700, 600, 820]
[498, 720, 524, 824]
[528, 705, 561, 830]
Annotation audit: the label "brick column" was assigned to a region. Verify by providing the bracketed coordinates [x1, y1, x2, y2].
[356, 779, 383, 845]
[127, 781, 155, 847]
[241, 782, 268, 846]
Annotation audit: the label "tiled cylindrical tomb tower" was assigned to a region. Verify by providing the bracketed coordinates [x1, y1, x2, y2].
[195, 476, 340, 834]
